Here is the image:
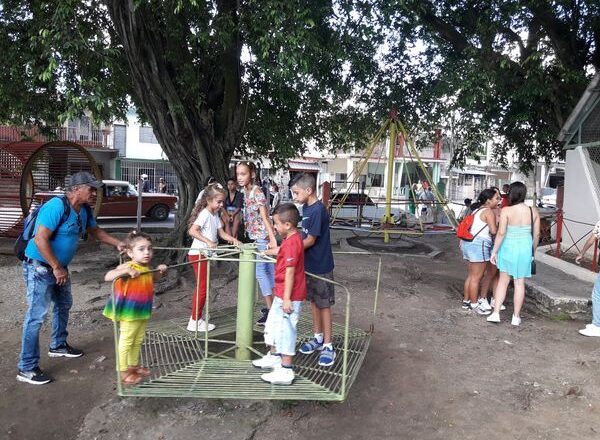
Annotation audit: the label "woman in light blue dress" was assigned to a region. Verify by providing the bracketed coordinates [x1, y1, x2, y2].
[488, 182, 540, 326]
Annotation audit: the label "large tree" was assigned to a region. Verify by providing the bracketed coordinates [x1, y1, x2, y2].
[0, 0, 380, 243]
[2, 0, 598, 227]
[377, 0, 599, 171]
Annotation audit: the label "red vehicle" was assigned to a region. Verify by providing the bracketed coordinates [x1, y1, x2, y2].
[34, 179, 178, 221]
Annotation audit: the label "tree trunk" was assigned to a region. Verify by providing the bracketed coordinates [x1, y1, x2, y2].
[106, 0, 244, 252]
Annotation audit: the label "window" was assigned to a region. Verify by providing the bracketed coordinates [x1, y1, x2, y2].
[113, 124, 126, 156]
[66, 117, 91, 141]
[79, 116, 90, 138]
[462, 175, 473, 185]
[139, 125, 159, 144]
[369, 173, 383, 187]
[106, 185, 127, 197]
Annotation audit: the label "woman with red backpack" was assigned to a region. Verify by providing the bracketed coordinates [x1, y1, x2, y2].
[460, 189, 498, 314]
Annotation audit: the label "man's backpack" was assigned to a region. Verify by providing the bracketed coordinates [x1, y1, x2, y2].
[456, 208, 486, 242]
[14, 196, 71, 261]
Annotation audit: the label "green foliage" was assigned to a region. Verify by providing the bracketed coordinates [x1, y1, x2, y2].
[0, 0, 381, 169]
[0, 0, 130, 126]
[379, 0, 599, 172]
[0, 0, 597, 176]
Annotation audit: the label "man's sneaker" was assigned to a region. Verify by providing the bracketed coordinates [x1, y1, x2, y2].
[318, 346, 336, 367]
[579, 324, 600, 337]
[486, 312, 501, 323]
[299, 338, 323, 354]
[252, 352, 282, 369]
[511, 315, 522, 326]
[261, 367, 294, 385]
[17, 367, 52, 385]
[473, 305, 491, 316]
[478, 298, 492, 311]
[187, 317, 216, 332]
[461, 300, 470, 310]
[48, 343, 83, 358]
[256, 308, 269, 326]
[490, 298, 507, 311]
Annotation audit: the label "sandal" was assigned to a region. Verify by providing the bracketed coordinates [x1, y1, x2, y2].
[134, 366, 151, 377]
[121, 372, 142, 385]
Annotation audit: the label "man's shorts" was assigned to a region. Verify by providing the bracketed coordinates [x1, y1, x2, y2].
[263, 296, 302, 356]
[306, 271, 335, 309]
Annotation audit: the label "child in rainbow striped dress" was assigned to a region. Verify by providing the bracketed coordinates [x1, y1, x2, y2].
[103, 231, 167, 385]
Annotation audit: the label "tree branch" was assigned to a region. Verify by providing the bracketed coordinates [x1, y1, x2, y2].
[527, 2, 588, 71]
[412, 0, 525, 77]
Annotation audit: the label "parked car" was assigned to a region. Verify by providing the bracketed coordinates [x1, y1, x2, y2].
[34, 179, 178, 221]
[538, 187, 557, 208]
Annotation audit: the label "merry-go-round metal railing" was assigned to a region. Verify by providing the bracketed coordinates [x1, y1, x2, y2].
[109, 243, 382, 401]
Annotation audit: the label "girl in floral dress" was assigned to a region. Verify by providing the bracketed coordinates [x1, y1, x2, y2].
[236, 161, 278, 325]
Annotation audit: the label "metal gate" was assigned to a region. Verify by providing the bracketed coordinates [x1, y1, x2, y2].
[0, 141, 101, 237]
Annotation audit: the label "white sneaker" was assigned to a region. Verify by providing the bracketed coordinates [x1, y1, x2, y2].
[490, 298, 507, 311]
[186, 317, 216, 332]
[579, 324, 600, 337]
[473, 305, 491, 316]
[252, 352, 282, 369]
[486, 312, 501, 323]
[261, 367, 294, 385]
[511, 315, 521, 326]
[478, 298, 492, 311]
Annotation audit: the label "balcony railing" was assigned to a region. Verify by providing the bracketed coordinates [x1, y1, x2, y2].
[0, 125, 112, 148]
[395, 143, 452, 160]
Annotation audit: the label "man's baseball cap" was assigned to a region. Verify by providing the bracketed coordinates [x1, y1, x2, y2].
[69, 171, 104, 189]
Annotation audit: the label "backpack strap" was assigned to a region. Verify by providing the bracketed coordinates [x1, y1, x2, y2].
[81, 203, 93, 229]
[47, 196, 71, 240]
[470, 208, 488, 239]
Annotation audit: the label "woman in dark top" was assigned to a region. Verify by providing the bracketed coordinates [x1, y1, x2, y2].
[222, 177, 244, 239]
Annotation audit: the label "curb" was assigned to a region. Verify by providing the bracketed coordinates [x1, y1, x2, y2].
[525, 279, 592, 320]
[535, 244, 596, 284]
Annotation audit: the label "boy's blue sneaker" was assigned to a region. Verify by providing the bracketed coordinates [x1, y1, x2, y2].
[256, 308, 269, 326]
[299, 338, 323, 354]
[318, 346, 336, 367]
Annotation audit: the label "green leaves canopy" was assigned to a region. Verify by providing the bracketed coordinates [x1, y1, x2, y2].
[379, 0, 599, 171]
[0, 0, 381, 171]
[1, 0, 598, 179]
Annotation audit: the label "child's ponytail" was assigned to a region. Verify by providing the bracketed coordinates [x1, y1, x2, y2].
[188, 183, 227, 229]
[470, 188, 496, 211]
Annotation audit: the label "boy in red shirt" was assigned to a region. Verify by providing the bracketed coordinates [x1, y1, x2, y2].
[252, 203, 306, 385]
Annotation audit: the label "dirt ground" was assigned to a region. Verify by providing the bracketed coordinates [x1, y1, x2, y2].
[1, 232, 600, 440]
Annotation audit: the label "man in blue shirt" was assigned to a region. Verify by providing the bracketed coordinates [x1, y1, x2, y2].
[291, 174, 337, 367]
[17, 171, 125, 385]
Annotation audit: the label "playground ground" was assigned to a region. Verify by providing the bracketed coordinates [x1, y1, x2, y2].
[0, 231, 599, 439]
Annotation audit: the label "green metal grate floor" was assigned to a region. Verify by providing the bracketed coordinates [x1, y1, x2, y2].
[118, 305, 371, 401]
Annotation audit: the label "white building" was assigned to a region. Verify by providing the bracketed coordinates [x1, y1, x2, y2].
[110, 110, 176, 192]
[558, 72, 600, 253]
[111, 109, 165, 160]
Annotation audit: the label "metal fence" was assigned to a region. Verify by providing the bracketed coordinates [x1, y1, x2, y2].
[119, 158, 178, 194]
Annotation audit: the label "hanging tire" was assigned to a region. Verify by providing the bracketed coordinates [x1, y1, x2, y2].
[149, 204, 169, 221]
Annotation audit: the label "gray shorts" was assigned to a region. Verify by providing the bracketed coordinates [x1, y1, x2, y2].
[306, 271, 335, 309]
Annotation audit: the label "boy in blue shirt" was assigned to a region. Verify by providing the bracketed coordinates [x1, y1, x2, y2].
[291, 174, 336, 366]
